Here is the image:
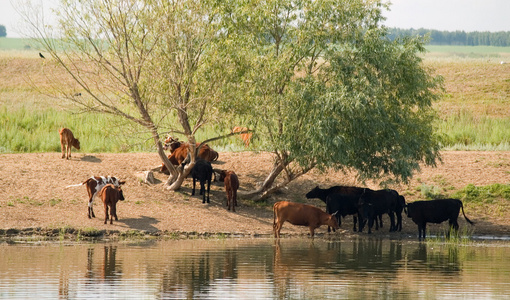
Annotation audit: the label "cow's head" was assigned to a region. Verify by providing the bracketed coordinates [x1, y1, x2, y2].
[116, 186, 125, 201]
[74, 138, 81, 150]
[163, 136, 181, 151]
[328, 211, 340, 231]
[218, 170, 227, 182]
[305, 186, 321, 199]
[405, 203, 414, 218]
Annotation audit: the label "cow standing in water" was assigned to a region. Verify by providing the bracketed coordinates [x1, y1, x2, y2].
[273, 201, 339, 238]
[406, 199, 475, 240]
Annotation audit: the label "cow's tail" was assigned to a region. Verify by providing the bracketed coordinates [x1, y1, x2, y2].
[65, 178, 90, 189]
[65, 182, 85, 188]
[460, 200, 475, 225]
[273, 202, 279, 229]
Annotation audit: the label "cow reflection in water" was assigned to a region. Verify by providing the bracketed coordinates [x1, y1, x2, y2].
[158, 249, 239, 299]
[272, 238, 406, 295]
[85, 245, 123, 282]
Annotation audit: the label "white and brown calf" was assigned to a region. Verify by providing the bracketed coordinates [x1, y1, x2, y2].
[100, 184, 125, 224]
[66, 176, 125, 218]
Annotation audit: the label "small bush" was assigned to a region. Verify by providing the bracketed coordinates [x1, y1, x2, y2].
[419, 183, 446, 199]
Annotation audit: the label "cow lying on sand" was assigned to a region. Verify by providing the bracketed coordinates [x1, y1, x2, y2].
[406, 198, 475, 240]
[66, 176, 126, 218]
[100, 184, 125, 224]
[161, 136, 218, 174]
[273, 201, 339, 238]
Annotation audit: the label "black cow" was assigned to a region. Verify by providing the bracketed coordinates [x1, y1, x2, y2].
[306, 185, 369, 232]
[325, 193, 363, 232]
[358, 189, 404, 234]
[406, 199, 475, 240]
[190, 159, 213, 203]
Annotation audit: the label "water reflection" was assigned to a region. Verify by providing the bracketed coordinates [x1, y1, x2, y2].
[0, 238, 509, 299]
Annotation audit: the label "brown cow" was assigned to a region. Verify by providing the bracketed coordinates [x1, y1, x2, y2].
[219, 170, 239, 212]
[99, 184, 125, 224]
[66, 176, 126, 219]
[273, 201, 339, 238]
[161, 136, 218, 174]
[59, 128, 80, 159]
[232, 126, 252, 147]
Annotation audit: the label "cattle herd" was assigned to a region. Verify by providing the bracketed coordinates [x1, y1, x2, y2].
[59, 127, 475, 240]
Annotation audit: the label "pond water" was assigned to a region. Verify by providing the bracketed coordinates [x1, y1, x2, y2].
[1, 237, 509, 299]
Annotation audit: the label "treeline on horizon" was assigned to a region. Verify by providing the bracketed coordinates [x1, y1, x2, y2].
[388, 28, 510, 47]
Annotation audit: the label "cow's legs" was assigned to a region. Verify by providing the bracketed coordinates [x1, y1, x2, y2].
[61, 143, 66, 159]
[191, 178, 196, 196]
[309, 226, 316, 238]
[104, 204, 109, 224]
[418, 223, 427, 240]
[200, 181, 206, 203]
[396, 212, 403, 231]
[232, 190, 237, 212]
[206, 179, 211, 203]
[274, 220, 283, 238]
[88, 198, 96, 218]
[448, 219, 460, 238]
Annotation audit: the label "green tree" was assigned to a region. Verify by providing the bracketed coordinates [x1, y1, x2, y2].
[18, 0, 232, 190]
[219, 0, 443, 198]
[0, 25, 6, 37]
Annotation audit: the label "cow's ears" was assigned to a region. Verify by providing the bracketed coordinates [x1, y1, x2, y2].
[119, 181, 126, 185]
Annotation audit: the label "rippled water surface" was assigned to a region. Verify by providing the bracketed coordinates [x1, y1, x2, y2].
[1, 238, 509, 299]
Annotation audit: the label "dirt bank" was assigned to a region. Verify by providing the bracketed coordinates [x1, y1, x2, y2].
[1, 151, 509, 240]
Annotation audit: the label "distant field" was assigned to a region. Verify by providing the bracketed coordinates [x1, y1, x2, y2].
[0, 39, 509, 152]
[425, 45, 510, 60]
[0, 37, 35, 51]
[426, 45, 510, 54]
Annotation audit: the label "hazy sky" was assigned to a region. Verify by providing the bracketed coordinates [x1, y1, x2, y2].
[383, 0, 510, 32]
[1, 0, 509, 38]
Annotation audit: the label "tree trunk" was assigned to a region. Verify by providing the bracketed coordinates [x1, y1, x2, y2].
[244, 158, 316, 201]
[243, 161, 286, 199]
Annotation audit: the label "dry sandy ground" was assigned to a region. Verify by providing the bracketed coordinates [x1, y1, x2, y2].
[1, 151, 510, 239]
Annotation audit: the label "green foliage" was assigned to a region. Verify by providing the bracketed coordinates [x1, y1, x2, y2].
[419, 184, 447, 199]
[0, 26, 6, 38]
[219, 0, 442, 184]
[452, 184, 510, 204]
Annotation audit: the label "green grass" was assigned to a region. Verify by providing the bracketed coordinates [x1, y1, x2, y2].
[452, 184, 510, 204]
[436, 110, 510, 150]
[1, 42, 510, 152]
[425, 45, 510, 58]
[0, 105, 154, 153]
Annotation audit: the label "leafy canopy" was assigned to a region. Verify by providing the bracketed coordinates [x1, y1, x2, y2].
[218, 0, 442, 184]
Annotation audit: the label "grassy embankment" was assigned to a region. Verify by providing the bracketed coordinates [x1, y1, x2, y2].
[1, 39, 510, 209]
